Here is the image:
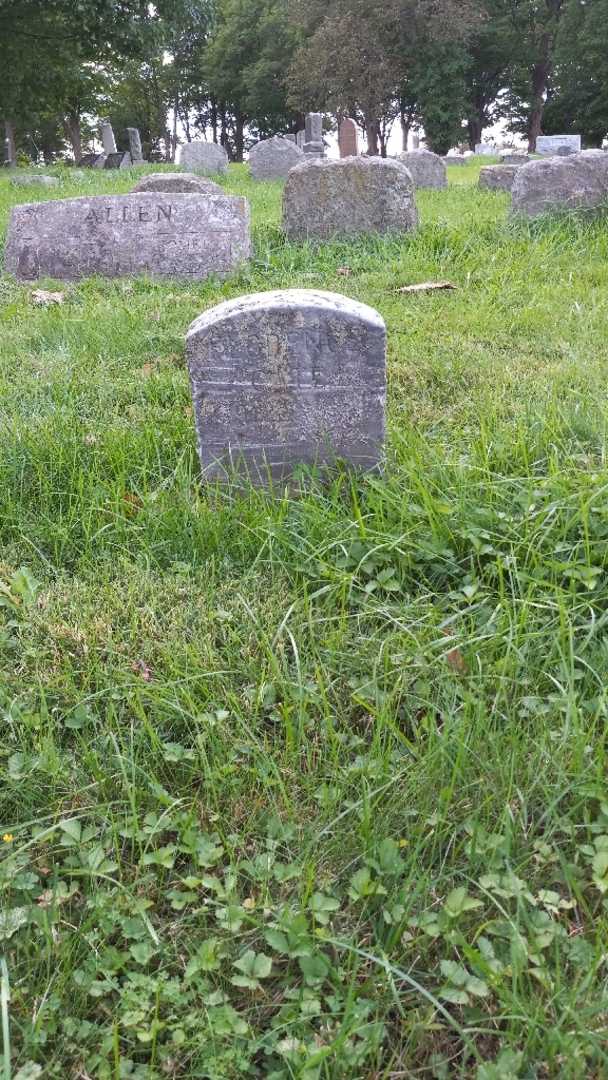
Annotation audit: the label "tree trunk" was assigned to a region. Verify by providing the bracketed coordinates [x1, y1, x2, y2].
[234, 112, 244, 163]
[4, 119, 16, 164]
[171, 94, 179, 162]
[364, 114, 379, 156]
[527, 35, 552, 151]
[400, 113, 409, 152]
[63, 112, 82, 162]
[467, 115, 483, 151]
[210, 98, 218, 143]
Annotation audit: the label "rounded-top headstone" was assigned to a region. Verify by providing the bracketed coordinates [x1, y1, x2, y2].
[511, 152, 608, 218]
[131, 172, 223, 194]
[396, 150, 447, 189]
[186, 289, 387, 484]
[283, 156, 418, 242]
[176, 141, 229, 176]
[478, 164, 521, 193]
[248, 136, 304, 180]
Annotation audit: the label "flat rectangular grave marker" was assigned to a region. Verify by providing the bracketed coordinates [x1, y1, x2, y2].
[536, 134, 581, 155]
[5, 193, 250, 282]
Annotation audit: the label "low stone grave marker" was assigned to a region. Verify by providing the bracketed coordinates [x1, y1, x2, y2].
[511, 152, 608, 217]
[397, 149, 447, 189]
[339, 118, 358, 158]
[78, 152, 106, 169]
[283, 156, 417, 241]
[10, 173, 59, 188]
[104, 151, 131, 170]
[5, 192, 250, 281]
[249, 135, 303, 179]
[186, 289, 386, 484]
[479, 164, 521, 192]
[536, 134, 581, 156]
[177, 141, 228, 175]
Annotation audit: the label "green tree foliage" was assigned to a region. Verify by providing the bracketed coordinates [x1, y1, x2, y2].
[542, 0, 608, 147]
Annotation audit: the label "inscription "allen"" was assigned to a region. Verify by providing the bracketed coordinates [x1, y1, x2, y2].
[84, 205, 174, 224]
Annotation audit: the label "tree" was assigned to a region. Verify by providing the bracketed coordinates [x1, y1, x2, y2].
[503, 0, 569, 150]
[542, 0, 608, 147]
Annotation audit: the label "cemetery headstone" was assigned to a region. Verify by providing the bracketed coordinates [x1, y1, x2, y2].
[283, 156, 418, 241]
[478, 165, 521, 192]
[186, 289, 387, 484]
[249, 135, 304, 179]
[10, 173, 59, 188]
[443, 155, 467, 166]
[176, 141, 229, 175]
[296, 130, 305, 149]
[397, 149, 447, 189]
[100, 122, 117, 155]
[536, 134, 581, 156]
[338, 118, 358, 158]
[104, 152, 131, 170]
[5, 192, 250, 281]
[132, 172, 222, 194]
[126, 127, 145, 164]
[499, 151, 530, 165]
[475, 143, 494, 156]
[78, 152, 106, 169]
[303, 112, 324, 158]
[511, 152, 608, 218]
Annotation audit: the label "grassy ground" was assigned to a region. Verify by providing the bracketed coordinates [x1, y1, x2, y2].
[1, 159, 608, 1079]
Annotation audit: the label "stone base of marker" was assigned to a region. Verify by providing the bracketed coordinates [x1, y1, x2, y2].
[186, 289, 386, 485]
[5, 192, 250, 282]
[283, 157, 418, 242]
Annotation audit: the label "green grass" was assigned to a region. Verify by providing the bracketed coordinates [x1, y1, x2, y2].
[1, 159, 608, 1078]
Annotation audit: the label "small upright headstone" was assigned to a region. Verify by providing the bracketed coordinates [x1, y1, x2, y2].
[126, 128, 145, 164]
[100, 122, 117, 155]
[177, 141, 229, 175]
[536, 134, 581, 156]
[411, 134, 420, 150]
[5, 192, 250, 281]
[296, 130, 305, 149]
[283, 157, 418, 241]
[303, 112, 324, 158]
[249, 136, 303, 179]
[104, 152, 131, 170]
[338, 118, 358, 158]
[186, 289, 386, 484]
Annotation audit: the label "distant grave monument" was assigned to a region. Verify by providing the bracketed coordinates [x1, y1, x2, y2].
[78, 152, 106, 169]
[5, 192, 250, 281]
[177, 141, 228, 175]
[104, 152, 131, 170]
[186, 289, 387, 484]
[475, 143, 494, 156]
[303, 113, 324, 158]
[249, 136, 303, 179]
[126, 127, 145, 164]
[536, 135, 581, 156]
[100, 122, 117, 155]
[478, 165, 521, 192]
[338, 118, 358, 158]
[397, 150, 447, 189]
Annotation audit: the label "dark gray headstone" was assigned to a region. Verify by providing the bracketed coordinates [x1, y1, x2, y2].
[104, 152, 132, 170]
[78, 153, 106, 169]
[186, 289, 386, 484]
[177, 141, 228, 175]
[5, 192, 251, 281]
[511, 152, 608, 217]
[249, 136, 303, 179]
[126, 127, 144, 164]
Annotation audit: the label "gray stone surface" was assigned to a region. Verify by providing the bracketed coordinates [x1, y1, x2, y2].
[249, 136, 304, 180]
[536, 134, 581, 156]
[131, 172, 222, 194]
[127, 127, 144, 163]
[176, 141, 228, 175]
[186, 289, 386, 483]
[475, 143, 494, 155]
[396, 149, 447, 189]
[511, 152, 608, 218]
[303, 112, 324, 158]
[5, 192, 250, 281]
[478, 164, 521, 192]
[443, 155, 467, 166]
[339, 118, 358, 158]
[100, 122, 117, 155]
[10, 173, 59, 188]
[78, 152, 106, 169]
[104, 152, 131, 170]
[499, 152, 531, 165]
[296, 130, 305, 149]
[283, 156, 418, 242]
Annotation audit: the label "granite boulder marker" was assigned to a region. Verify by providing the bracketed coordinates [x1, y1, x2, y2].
[5, 192, 250, 281]
[248, 136, 303, 179]
[511, 152, 608, 218]
[283, 157, 418, 241]
[131, 172, 222, 194]
[177, 141, 228, 175]
[186, 289, 386, 484]
[397, 149, 447, 189]
[339, 118, 358, 158]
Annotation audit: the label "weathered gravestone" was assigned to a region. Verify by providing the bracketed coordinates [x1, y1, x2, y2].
[131, 172, 222, 194]
[443, 155, 467, 166]
[78, 152, 106, 169]
[104, 152, 131, 170]
[177, 141, 228, 175]
[499, 151, 531, 166]
[478, 165, 521, 192]
[249, 136, 304, 179]
[10, 173, 59, 188]
[100, 122, 117, 155]
[186, 289, 386, 484]
[303, 113, 324, 158]
[475, 143, 494, 156]
[536, 134, 581, 156]
[397, 149, 447, 189]
[5, 192, 250, 281]
[296, 130, 305, 149]
[283, 157, 418, 241]
[339, 118, 358, 158]
[127, 127, 145, 164]
[511, 152, 608, 218]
